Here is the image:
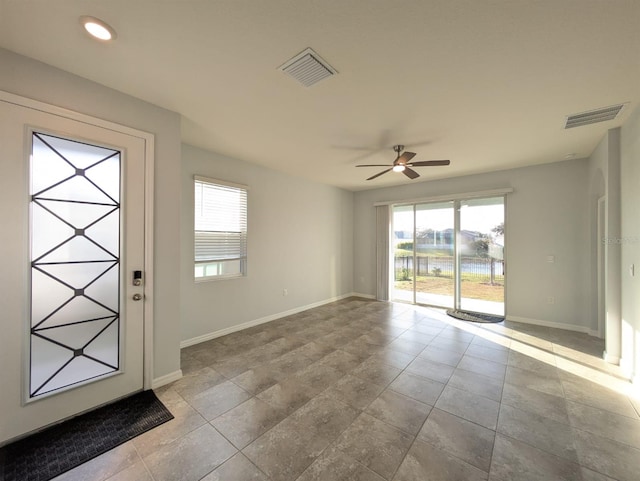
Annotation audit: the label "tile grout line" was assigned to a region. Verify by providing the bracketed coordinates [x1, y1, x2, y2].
[486, 354, 510, 481]
[131, 440, 156, 481]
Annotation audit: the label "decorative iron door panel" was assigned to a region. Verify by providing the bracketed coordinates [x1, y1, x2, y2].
[29, 133, 122, 398]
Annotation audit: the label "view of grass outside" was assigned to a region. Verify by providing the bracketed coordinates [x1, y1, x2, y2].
[394, 252, 504, 302]
[395, 275, 504, 302]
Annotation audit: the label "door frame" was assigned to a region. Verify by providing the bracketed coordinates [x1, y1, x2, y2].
[1, 90, 155, 392]
[597, 195, 606, 339]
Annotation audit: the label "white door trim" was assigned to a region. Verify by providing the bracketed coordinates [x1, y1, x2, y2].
[597, 196, 606, 340]
[0, 90, 155, 391]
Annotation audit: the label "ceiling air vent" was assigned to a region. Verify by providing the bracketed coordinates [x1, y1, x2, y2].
[279, 48, 337, 87]
[564, 103, 627, 129]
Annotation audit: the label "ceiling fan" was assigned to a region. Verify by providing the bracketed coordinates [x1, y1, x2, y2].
[356, 145, 450, 180]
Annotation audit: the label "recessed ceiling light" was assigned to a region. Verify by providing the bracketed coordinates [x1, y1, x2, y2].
[80, 16, 117, 41]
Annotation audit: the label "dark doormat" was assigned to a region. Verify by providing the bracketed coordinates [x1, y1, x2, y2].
[446, 309, 505, 323]
[0, 390, 173, 481]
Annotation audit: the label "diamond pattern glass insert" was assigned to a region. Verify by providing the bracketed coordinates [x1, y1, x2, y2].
[29, 132, 121, 398]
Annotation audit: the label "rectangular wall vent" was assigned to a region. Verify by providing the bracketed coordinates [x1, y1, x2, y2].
[279, 48, 337, 87]
[565, 103, 627, 129]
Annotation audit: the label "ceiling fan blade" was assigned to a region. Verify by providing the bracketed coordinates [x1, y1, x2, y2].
[396, 151, 417, 164]
[407, 160, 451, 167]
[367, 168, 393, 180]
[356, 164, 394, 167]
[403, 167, 420, 179]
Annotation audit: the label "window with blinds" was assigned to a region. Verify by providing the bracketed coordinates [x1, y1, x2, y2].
[194, 176, 248, 280]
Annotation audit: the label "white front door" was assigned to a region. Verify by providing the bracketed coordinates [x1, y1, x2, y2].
[0, 96, 147, 444]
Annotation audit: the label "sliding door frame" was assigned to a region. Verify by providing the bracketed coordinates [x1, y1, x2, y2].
[388, 189, 510, 315]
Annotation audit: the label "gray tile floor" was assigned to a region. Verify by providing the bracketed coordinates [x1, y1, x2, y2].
[55, 298, 640, 481]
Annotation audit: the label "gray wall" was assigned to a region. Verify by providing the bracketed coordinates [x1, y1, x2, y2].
[620, 106, 640, 381]
[181, 144, 354, 342]
[0, 48, 182, 380]
[354, 159, 593, 331]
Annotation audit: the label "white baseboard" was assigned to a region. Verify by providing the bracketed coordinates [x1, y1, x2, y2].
[620, 356, 634, 376]
[603, 351, 621, 365]
[351, 292, 376, 300]
[152, 369, 183, 389]
[507, 315, 599, 336]
[180, 292, 370, 349]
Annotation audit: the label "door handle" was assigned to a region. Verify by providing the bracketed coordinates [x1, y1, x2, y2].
[132, 293, 143, 301]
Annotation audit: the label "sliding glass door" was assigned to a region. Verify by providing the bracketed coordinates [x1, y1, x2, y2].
[415, 202, 454, 308]
[392, 196, 505, 315]
[392, 205, 414, 303]
[459, 197, 505, 315]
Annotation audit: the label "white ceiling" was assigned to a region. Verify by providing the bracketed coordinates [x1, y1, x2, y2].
[1, 1, 639, 191]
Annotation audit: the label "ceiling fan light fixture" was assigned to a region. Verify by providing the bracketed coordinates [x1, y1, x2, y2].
[356, 144, 450, 180]
[80, 16, 117, 41]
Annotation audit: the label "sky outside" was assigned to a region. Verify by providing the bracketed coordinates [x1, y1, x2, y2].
[393, 201, 504, 237]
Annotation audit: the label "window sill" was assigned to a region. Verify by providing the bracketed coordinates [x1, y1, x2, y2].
[194, 274, 246, 283]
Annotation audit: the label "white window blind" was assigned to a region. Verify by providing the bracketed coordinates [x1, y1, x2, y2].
[194, 176, 247, 279]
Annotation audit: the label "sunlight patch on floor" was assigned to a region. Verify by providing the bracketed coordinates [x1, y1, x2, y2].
[403, 303, 638, 399]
